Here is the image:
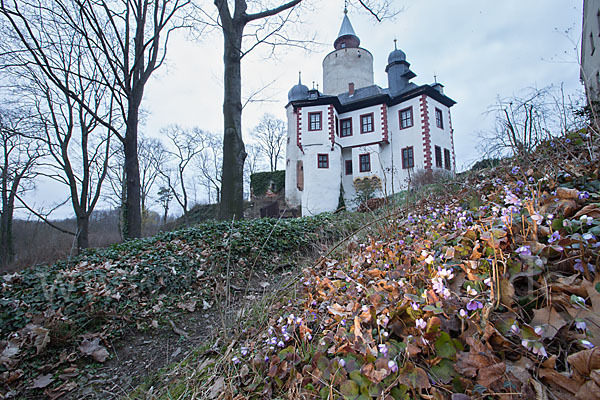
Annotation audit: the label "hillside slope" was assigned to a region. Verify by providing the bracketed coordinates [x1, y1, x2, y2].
[132, 131, 600, 399]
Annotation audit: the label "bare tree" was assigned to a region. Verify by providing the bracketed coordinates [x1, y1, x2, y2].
[106, 135, 167, 234]
[158, 125, 205, 223]
[480, 85, 586, 159]
[251, 113, 285, 172]
[156, 186, 172, 224]
[0, 109, 43, 267]
[0, 0, 191, 239]
[196, 131, 223, 204]
[211, 0, 397, 219]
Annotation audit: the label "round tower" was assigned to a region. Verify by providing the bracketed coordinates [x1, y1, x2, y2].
[322, 9, 374, 96]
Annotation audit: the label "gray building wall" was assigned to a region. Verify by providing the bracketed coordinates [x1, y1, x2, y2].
[582, 0, 600, 103]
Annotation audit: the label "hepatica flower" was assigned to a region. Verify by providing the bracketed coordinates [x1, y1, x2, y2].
[388, 360, 398, 373]
[579, 191, 590, 200]
[575, 319, 587, 331]
[510, 322, 520, 334]
[415, 318, 427, 330]
[531, 212, 543, 225]
[466, 285, 478, 296]
[581, 340, 595, 349]
[511, 166, 520, 174]
[339, 359, 346, 368]
[515, 245, 532, 256]
[459, 309, 467, 318]
[548, 231, 561, 243]
[467, 300, 483, 311]
[378, 344, 389, 357]
[504, 192, 522, 207]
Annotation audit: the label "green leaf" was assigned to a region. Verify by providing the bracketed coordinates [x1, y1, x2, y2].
[430, 358, 455, 384]
[340, 380, 359, 399]
[435, 332, 456, 358]
[350, 370, 370, 389]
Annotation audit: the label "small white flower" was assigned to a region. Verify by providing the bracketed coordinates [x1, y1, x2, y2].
[581, 340, 595, 349]
[575, 319, 587, 331]
[510, 323, 520, 334]
[459, 309, 467, 318]
[466, 285, 478, 296]
[339, 359, 346, 368]
[534, 326, 544, 336]
[415, 318, 427, 330]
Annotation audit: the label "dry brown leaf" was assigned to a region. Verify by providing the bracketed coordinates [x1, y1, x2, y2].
[209, 376, 225, 399]
[31, 373, 53, 389]
[568, 348, 600, 377]
[530, 306, 567, 339]
[557, 187, 580, 200]
[79, 338, 109, 363]
[361, 362, 390, 383]
[177, 300, 197, 312]
[538, 368, 581, 395]
[0, 369, 23, 384]
[574, 204, 600, 219]
[499, 277, 515, 306]
[575, 378, 600, 400]
[477, 361, 505, 388]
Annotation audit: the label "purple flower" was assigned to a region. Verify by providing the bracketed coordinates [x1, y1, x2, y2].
[517, 180, 525, 187]
[232, 356, 241, 364]
[528, 177, 535, 183]
[548, 231, 561, 243]
[575, 319, 587, 331]
[378, 344, 388, 357]
[466, 300, 483, 311]
[388, 360, 398, 373]
[339, 359, 346, 368]
[510, 323, 520, 334]
[511, 166, 520, 174]
[241, 347, 249, 356]
[415, 318, 427, 330]
[579, 191, 590, 200]
[459, 309, 467, 318]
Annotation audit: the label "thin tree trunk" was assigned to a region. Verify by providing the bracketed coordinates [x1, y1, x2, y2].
[219, 26, 246, 220]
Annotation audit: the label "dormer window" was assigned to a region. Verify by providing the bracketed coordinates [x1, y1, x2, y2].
[341, 43, 346, 48]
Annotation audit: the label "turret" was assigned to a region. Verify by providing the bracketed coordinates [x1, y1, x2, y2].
[386, 41, 416, 97]
[322, 9, 374, 95]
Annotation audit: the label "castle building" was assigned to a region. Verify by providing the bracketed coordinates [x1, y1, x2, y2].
[581, 0, 600, 103]
[285, 10, 456, 215]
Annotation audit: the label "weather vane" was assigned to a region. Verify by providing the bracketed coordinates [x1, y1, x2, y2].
[344, 0, 348, 13]
[393, 38, 397, 50]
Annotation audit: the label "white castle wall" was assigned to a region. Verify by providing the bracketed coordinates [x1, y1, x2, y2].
[322, 48, 374, 95]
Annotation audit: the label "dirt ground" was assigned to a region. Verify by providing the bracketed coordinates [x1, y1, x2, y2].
[60, 268, 299, 399]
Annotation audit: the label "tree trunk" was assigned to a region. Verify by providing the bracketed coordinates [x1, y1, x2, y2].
[76, 215, 89, 251]
[124, 96, 142, 239]
[219, 25, 247, 220]
[0, 203, 14, 268]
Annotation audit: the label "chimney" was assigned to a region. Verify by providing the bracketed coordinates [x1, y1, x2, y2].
[349, 82, 355, 96]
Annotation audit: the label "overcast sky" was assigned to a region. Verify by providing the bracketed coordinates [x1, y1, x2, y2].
[26, 1, 585, 218]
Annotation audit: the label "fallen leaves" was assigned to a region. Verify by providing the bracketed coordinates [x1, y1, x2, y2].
[78, 338, 109, 363]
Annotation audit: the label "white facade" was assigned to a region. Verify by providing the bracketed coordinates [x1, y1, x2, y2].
[285, 12, 457, 216]
[581, 0, 600, 103]
[323, 48, 374, 95]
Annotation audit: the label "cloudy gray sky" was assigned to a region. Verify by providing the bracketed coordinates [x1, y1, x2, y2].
[28, 1, 585, 218]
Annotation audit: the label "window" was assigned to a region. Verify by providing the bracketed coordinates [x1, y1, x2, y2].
[317, 154, 329, 169]
[345, 159, 353, 175]
[360, 113, 374, 134]
[340, 118, 352, 137]
[399, 107, 413, 129]
[592, 32, 596, 56]
[435, 146, 443, 168]
[359, 154, 371, 172]
[444, 148, 451, 170]
[308, 112, 322, 131]
[435, 108, 444, 129]
[401, 147, 414, 169]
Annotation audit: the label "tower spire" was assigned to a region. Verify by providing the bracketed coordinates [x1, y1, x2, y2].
[334, 7, 360, 50]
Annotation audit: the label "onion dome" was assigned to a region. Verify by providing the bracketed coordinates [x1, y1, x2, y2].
[333, 8, 360, 50]
[387, 39, 406, 64]
[288, 72, 309, 102]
